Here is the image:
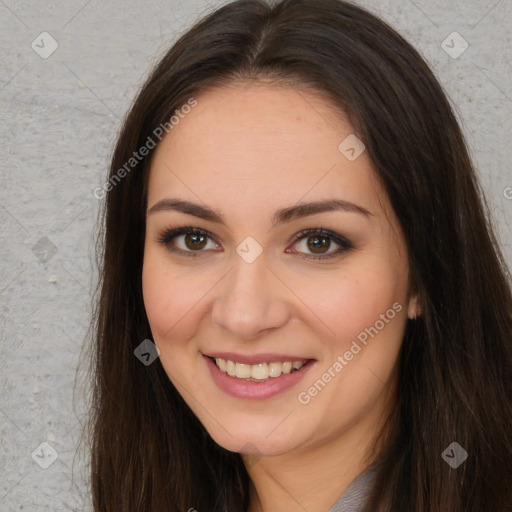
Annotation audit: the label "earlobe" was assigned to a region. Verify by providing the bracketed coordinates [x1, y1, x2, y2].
[407, 294, 422, 319]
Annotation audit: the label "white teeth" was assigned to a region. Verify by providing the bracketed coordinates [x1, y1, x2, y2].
[268, 362, 282, 377]
[235, 363, 252, 379]
[251, 363, 268, 380]
[282, 362, 292, 374]
[213, 357, 307, 380]
[226, 359, 236, 375]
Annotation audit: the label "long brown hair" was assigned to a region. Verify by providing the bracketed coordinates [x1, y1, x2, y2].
[77, 0, 512, 510]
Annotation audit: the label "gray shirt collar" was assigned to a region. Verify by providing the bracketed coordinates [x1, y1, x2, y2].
[328, 464, 378, 512]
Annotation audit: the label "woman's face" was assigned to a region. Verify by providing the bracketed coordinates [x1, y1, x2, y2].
[142, 83, 418, 458]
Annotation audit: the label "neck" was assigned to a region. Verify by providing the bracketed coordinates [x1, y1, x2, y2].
[246, 446, 373, 512]
[244, 395, 393, 512]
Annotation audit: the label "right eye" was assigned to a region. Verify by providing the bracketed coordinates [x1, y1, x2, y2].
[156, 225, 222, 257]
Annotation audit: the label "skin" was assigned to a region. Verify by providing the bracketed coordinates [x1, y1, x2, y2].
[142, 82, 420, 512]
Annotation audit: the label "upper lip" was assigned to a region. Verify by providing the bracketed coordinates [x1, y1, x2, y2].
[203, 352, 314, 365]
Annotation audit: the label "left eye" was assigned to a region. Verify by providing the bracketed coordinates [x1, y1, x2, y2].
[287, 228, 353, 260]
[157, 226, 352, 260]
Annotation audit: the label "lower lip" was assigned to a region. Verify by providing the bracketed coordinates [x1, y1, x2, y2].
[204, 355, 316, 400]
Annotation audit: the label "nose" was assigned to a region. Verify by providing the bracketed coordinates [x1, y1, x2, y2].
[211, 252, 291, 341]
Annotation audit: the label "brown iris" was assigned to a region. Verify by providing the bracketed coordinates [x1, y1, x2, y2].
[185, 233, 208, 250]
[307, 235, 330, 254]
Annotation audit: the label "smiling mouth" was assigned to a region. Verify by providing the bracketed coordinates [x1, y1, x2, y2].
[209, 356, 310, 382]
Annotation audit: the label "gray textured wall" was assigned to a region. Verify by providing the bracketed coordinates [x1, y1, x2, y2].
[1, 0, 511, 510]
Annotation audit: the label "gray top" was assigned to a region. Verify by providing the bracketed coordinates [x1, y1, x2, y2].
[328, 464, 378, 512]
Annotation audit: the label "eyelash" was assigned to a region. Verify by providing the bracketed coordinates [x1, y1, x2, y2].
[156, 225, 353, 261]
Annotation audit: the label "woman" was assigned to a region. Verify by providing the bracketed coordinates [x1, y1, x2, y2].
[81, 0, 512, 510]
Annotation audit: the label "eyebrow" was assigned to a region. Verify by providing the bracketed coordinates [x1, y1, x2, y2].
[147, 197, 373, 226]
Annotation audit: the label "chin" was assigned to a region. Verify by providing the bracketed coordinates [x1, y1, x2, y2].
[199, 413, 307, 457]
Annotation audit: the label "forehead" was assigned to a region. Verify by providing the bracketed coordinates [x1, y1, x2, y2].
[147, 83, 387, 221]
[154, 82, 351, 165]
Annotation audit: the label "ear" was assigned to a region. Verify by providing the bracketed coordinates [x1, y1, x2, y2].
[407, 293, 422, 319]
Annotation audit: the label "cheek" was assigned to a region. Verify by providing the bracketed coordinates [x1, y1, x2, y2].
[142, 247, 199, 344]
[313, 258, 408, 348]
[297, 267, 407, 434]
